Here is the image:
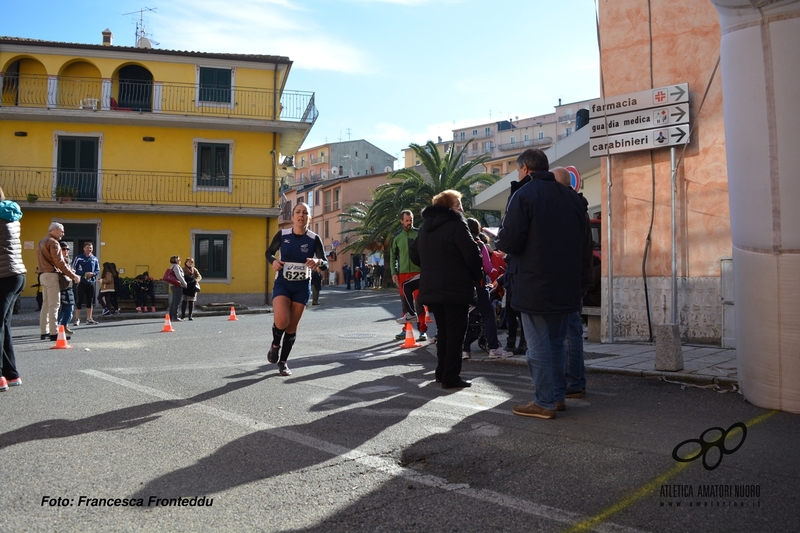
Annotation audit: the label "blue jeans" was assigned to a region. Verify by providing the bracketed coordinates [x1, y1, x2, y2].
[520, 313, 568, 410]
[58, 302, 74, 328]
[565, 310, 586, 393]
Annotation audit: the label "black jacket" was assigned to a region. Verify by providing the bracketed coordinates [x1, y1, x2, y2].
[415, 204, 483, 306]
[497, 171, 588, 314]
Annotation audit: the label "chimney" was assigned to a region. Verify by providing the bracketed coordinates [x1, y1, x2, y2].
[437, 136, 442, 143]
[102, 29, 113, 46]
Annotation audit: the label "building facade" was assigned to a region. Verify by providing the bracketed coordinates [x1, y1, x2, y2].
[291, 140, 395, 185]
[0, 33, 317, 306]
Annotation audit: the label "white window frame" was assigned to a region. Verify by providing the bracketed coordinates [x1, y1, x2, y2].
[195, 65, 236, 109]
[192, 138, 234, 193]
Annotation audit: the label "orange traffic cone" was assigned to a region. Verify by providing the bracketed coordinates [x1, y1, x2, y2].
[228, 306, 238, 321]
[424, 306, 434, 324]
[399, 322, 421, 348]
[161, 314, 175, 332]
[50, 325, 73, 350]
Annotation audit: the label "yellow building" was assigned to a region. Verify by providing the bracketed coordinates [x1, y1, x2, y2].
[0, 33, 317, 306]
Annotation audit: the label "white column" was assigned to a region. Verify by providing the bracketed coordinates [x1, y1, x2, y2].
[710, 0, 800, 413]
[101, 79, 112, 110]
[47, 76, 58, 108]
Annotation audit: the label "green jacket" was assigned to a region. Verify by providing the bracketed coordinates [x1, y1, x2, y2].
[390, 227, 420, 275]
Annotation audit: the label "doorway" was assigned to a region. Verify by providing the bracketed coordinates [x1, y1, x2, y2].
[61, 223, 98, 265]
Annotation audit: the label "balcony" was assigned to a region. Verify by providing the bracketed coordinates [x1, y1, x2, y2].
[496, 137, 554, 151]
[467, 144, 494, 157]
[558, 114, 575, 124]
[557, 132, 573, 141]
[0, 73, 317, 123]
[0, 166, 279, 214]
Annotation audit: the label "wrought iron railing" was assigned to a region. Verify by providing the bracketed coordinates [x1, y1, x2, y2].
[496, 137, 554, 151]
[558, 114, 575, 124]
[0, 167, 278, 208]
[0, 73, 317, 123]
[557, 132, 573, 141]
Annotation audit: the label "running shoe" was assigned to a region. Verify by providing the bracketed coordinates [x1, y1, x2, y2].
[488, 347, 513, 358]
[7, 377, 21, 387]
[417, 332, 428, 342]
[0, 377, 7, 392]
[462, 351, 471, 360]
[268, 344, 280, 364]
[278, 362, 292, 376]
[395, 312, 418, 324]
[86, 318, 98, 325]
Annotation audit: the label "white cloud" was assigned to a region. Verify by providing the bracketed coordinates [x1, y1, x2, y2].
[152, 0, 370, 73]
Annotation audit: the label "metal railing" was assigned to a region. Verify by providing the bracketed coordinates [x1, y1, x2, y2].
[0, 73, 317, 123]
[558, 114, 575, 124]
[0, 166, 278, 208]
[496, 137, 554, 151]
[467, 145, 494, 157]
[557, 132, 573, 141]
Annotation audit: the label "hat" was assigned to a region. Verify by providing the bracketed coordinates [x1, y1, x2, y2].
[59, 241, 70, 249]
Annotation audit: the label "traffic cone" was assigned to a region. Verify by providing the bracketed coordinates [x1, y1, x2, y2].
[50, 325, 73, 350]
[161, 314, 175, 332]
[424, 306, 434, 324]
[228, 306, 238, 321]
[399, 322, 421, 348]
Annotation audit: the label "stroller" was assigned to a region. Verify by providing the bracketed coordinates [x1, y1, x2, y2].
[463, 305, 487, 353]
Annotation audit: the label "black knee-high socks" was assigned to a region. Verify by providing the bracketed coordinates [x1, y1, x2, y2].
[272, 325, 285, 347]
[280, 333, 296, 362]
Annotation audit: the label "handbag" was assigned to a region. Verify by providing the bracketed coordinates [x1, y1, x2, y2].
[163, 267, 181, 287]
[58, 273, 71, 291]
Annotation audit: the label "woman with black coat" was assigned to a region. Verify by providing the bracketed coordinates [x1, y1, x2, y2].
[415, 190, 483, 389]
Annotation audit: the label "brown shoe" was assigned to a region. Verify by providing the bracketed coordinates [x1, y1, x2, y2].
[512, 402, 555, 419]
[555, 401, 566, 412]
[565, 389, 586, 399]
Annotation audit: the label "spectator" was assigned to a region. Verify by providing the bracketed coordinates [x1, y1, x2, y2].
[354, 266, 362, 290]
[342, 264, 351, 290]
[167, 255, 187, 322]
[72, 242, 100, 326]
[37, 222, 79, 340]
[98, 262, 116, 316]
[390, 210, 428, 341]
[310, 267, 322, 305]
[497, 149, 588, 419]
[57, 242, 75, 334]
[181, 257, 202, 321]
[132, 272, 156, 313]
[0, 188, 27, 390]
[416, 190, 483, 389]
[109, 262, 122, 313]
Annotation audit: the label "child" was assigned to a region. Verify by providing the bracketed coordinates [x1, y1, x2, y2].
[98, 262, 116, 316]
[181, 257, 202, 321]
[57, 242, 75, 334]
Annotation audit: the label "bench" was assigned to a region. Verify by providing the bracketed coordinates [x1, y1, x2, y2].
[583, 306, 601, 342]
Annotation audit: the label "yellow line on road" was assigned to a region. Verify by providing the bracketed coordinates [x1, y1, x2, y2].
[565, 410, 778, 533]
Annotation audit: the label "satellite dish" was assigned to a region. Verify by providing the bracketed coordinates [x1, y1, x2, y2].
[384, 166, 392, 173]
[136, 37, 152, 49]
[321, 169, 328, 179]
[331, 167, 339, 176]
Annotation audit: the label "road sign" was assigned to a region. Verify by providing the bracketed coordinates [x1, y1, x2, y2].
[589, 126, 690, 158]
[565, 165, 581, 192]
[588, 103, 689, 139]
[332, 240, 340, 248]
[589, 83, 688, 118]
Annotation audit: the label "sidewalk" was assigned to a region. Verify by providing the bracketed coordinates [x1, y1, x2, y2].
[457, 336, 739, 389]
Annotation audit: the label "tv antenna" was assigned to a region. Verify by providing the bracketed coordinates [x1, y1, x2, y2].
[123, 7, 159, 48]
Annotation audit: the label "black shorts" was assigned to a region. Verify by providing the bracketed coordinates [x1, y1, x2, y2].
[75, 283, 96, 308]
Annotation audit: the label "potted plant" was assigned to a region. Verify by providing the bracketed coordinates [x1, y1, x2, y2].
[27, 193, 39, 203]
[54, 185, 78, 202]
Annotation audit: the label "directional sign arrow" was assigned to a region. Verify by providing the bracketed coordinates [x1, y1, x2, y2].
[671, 127, 687, 143]
[670, 85, 686, 100]
[670, 106, 686, 122]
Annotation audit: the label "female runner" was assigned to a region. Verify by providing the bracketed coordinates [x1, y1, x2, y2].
[265, 202, 328, 375]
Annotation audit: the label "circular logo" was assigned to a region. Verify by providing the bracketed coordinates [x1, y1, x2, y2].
[566, 165, 581, 191]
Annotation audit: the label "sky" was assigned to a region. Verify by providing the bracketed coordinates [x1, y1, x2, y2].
[2, 0, 601, 166]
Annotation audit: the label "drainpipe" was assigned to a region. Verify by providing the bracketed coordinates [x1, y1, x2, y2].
[710, 0, 800, 414]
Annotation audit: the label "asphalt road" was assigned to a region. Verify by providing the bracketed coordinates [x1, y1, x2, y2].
[2, 287, 798, 532]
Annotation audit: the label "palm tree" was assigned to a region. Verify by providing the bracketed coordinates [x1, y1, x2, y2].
[338, 140, 500, 286]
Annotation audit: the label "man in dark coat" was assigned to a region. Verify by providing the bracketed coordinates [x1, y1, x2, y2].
[497, 149, 588, 419]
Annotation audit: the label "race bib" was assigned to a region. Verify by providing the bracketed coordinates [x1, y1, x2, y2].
[283, 262, 310, 281]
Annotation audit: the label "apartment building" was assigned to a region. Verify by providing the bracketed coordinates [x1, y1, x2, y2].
[0, 32, 317, 305]
[290, 140, 395, 186]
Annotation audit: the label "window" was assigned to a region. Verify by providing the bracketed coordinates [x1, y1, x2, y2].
[524, 134, 530, 142]
[460, 132, 465, 141]
[198, 67, 232, 104]
[297, 196, 304, 204]
[194, 233, 229, 279]
[314, 223, 319, 235]
[196, 142, 230, 188]
[315, 190, 320, 206]
[510, 136, 516, 145]
[538, 132, 544, 140]
[472, 129, 478, 136]
[324, 190, 332, 212]
[355, 151, 358, 157]
[485, 127, 491, 137]
[324, 220, 329, 238]
[484, 141, 491, 151]
[333, 187, 341, 210]
[365, 153, 368, 159]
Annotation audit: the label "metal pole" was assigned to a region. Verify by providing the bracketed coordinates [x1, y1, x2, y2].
[606, 156, 614, 342]
[670, 147, 677, 324]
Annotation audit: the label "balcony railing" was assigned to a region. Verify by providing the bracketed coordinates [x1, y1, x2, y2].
[558, 114, 575, 124]
[0, 73, 317, 123]
[557, 132, 573, 141]
[0, 166, 278, 208]
[467, 145, 494, 157]
[496, 137, 554, 151]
